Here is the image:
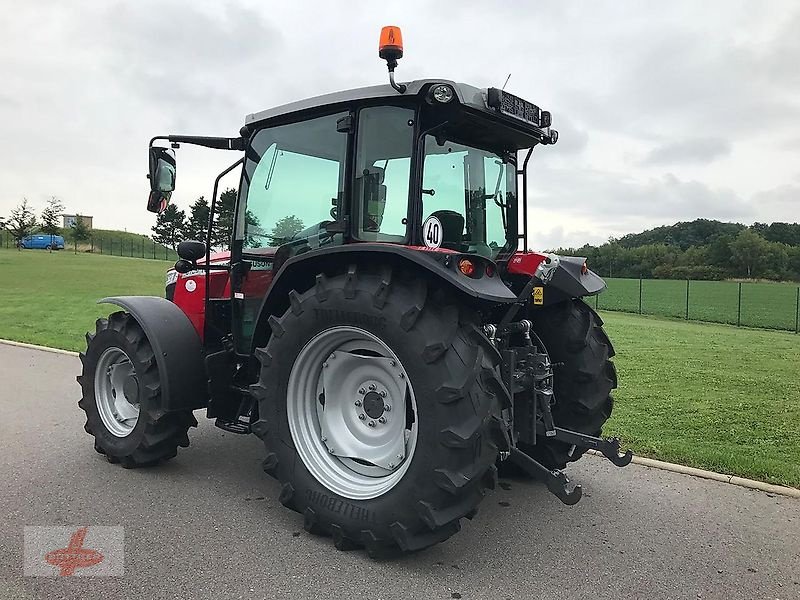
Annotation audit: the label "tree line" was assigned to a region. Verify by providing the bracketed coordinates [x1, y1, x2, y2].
[1, 197, 90, 251]
[550, 219, 800, 281]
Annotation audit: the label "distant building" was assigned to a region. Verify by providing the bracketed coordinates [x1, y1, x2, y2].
[62, 214, 93, 229]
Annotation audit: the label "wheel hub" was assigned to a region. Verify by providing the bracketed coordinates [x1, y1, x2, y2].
[362, 391, 385, 419]
[94, 347, 140, 437]
[286, 326, 419, 500]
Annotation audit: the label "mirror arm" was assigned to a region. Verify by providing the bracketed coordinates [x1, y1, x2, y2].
[150, 135, 244, 151]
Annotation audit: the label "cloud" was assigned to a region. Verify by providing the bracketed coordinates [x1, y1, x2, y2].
[641, 137, 732, 166]
[751, 184, 800, 222]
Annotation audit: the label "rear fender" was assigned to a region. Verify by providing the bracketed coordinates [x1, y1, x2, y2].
[508, 252, 606, 306]
[99, 296, 208, 411]
[249, 244, 517, 353]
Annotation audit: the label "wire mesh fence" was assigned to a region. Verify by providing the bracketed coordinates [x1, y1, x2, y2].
[1, 230, 178, 262]
[596, 277, 800, 333]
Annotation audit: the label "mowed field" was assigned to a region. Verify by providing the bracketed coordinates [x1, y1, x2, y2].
[599, 276, 800, 331]
[1, 247, 798, 487]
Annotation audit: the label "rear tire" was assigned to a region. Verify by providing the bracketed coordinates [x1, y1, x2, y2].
[521, 299, 617, 470]
[251, 266, 508, 555]
[78, 311, 197, 467]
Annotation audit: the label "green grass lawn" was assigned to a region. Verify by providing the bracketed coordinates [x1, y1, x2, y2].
[1, 248, 798, 487]
[601, 311, 800, 487]
[598, 277, 800, 331]
[0, 248, 170, 350]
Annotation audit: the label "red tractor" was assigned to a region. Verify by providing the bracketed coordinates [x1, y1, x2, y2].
[78, 27, 630, 555]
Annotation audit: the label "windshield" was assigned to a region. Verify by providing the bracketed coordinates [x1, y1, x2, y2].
[421, 136, 515, 259]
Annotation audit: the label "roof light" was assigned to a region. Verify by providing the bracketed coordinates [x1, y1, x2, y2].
[379, 26, 403, 60]
[431, 84, 454, 103]
[378, 26, 406, 94]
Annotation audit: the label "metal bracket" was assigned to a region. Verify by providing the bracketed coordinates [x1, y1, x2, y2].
[535, 423, 633, 467]
[509, 448, 582, 505]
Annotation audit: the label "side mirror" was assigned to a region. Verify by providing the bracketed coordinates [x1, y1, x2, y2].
[177, 240, 206, 262]
[147, 147, 176, 214]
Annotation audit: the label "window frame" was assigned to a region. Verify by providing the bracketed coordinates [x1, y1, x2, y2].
[233, 108, 355, 258]
[350, 104, 418, 245]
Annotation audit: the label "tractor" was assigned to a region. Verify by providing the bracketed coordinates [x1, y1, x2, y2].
[77, 27, 631, 555]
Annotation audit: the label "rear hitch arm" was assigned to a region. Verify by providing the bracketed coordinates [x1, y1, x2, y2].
[536, 423, 633, 467]
[509, 448, 582, 505]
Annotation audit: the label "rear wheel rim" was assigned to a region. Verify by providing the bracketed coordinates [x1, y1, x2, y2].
[94, 347, 140, 437]
[287, 326, 418, 500]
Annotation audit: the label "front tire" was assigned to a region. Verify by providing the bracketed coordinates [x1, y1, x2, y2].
[251, 266, 508, 555]
[78, 311, 196, 467]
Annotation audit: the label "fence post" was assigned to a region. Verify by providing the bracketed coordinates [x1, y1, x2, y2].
[91, 237, 94, 253]
[152, 240, 156, 260]
[595, 292, 599, 310]
[638, 275, 643, 314]
[737, 282, 742, 327]
[685, 279, 690, 320]
[795, 287, 799, 334]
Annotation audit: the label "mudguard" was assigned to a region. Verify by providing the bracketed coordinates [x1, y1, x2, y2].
[508, 252, 606, 304]
[99, 296, 208, 411]
[249, 243, 517, 353]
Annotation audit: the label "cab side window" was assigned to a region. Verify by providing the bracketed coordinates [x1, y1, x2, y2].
[354, 106, 415, 242]
[239, 112, 349, 249]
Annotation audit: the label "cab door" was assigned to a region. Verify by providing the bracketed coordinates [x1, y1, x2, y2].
[231, 111, 352, 354]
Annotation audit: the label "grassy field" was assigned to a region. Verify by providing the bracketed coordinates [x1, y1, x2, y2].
[1, 247, 798, 487]
[0, 248, 170, 350]
[598, 277, 800, 331]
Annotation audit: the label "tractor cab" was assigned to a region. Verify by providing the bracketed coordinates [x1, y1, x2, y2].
[148, 28, 561, 356]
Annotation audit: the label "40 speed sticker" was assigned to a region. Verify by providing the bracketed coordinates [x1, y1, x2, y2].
[422, 215, 442, 249]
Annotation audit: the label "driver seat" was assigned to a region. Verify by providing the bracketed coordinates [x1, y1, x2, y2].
[430, 210, 465, 251]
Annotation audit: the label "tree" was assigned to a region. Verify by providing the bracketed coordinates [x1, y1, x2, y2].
[269, 215, 304, 245]
[4, 198, 38, 250]
[211, 188, 260, 249]
[183, 196, 210, 242]
[151, 203, 186, 250]
[69, 215, 91, 253]
[40, 196, 65, 252]
[729, 229, 770, 278]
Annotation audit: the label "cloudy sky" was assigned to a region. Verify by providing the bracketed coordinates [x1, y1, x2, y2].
[1, 0, 798, 248]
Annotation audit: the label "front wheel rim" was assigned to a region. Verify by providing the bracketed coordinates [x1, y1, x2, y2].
[94, 347, 140, 437]
[287, 326, 419, 501]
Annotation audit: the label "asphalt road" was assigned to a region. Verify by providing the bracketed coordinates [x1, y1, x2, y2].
[1, 343, 798, 600]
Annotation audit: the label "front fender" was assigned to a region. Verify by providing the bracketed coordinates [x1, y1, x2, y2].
[99, 296, 208, 411]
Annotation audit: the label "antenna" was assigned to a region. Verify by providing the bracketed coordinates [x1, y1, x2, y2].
[502, 73, 511, 91]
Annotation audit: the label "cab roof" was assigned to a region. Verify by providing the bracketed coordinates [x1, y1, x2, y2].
[245, 79, 484, 125]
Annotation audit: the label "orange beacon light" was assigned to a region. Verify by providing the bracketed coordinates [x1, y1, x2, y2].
[379, 26, 403, 61]
[378, 26, 406, 93]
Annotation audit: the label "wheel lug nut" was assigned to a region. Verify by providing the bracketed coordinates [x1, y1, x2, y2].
[369, 383, 376, 391]
[389, 360, 396, 366]
[329, 448, 335, 454]
[321, 436, 327, 442]
[359, 388, 366, 394]
[378, 416, 386, 424]
[398, 372, 405, 379]
[379, 390, 387, 398]
[323, 362, 328, 368]
[354, 400, 362, 407]
[368, 420, 376, 427]
[384, 404, 391, 411]
[358, 413, 366, 420]
[388, 462, 395, 469]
